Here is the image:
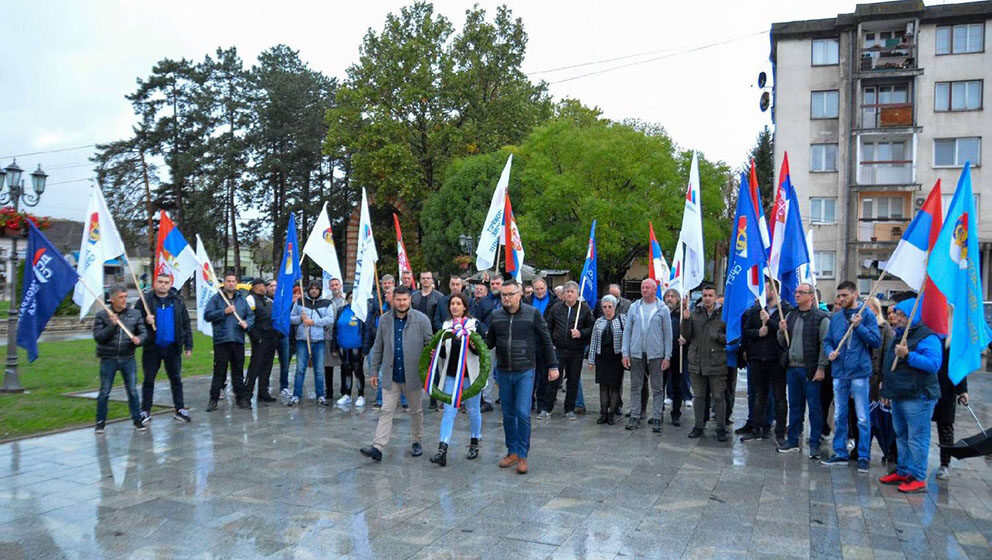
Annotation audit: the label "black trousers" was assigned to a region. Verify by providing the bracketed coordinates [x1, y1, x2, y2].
[533, 354, 550, 411]
[339, 348, 365, 397]
[748, 358, 781, 430]
[246, 336, 276, 398]
[546, 350, 583, 413]
[770, 363, 788, 438]
[663, 366, 684, 418]
[599, 383, 621, 415]
[141, 344, 184, 413]
[211, 342, 246, 401]
[724, 367, 738, 424]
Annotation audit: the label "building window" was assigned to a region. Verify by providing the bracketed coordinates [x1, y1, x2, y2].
[941, 194, 981, 219]
[810, 197, 837, 224]
[810, 144, 838, 172]
[935, 80, 982, 111]
[934, 138, 981, 167]
[811, 90, 839, 118]
[814, 251, 836, 279]
[862, 84, 911, 127]
[861, 196, 905, 220]
[936, 23, 984, 55]
[812, 38, 840, 65]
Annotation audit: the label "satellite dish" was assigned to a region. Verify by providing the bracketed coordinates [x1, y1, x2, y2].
[757, 71, 767, 89]
[759, 91, 770, 112]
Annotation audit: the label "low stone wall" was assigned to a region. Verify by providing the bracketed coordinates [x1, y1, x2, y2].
[0, 307, 200, 336]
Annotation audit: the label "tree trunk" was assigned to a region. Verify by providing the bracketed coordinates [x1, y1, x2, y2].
[223, 199, 230, 272]
[139, 150, 155, 275]
[231, 177, 241, 277]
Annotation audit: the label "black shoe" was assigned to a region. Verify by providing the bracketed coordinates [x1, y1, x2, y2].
[687, 427, 704, 438]
[428, 403, 438, 411]
[625, 418, 641, 430]
[206, 399, 218, 412]
[467, 438, 479, 460]
[411, 442, 423, 457]
[734, 422, 753, 435]
[95, 421, 106, 434]
[402, 404, 409, 410]
[257, 394, 277, 403]
[429, 443, 448, 466]
[625, 411, 631, 417]
[133, 420, 146, 432]
[671, 414, 681, 427]
[740, 430, 763, 442]
[597, 414, 608, 425]
[360, 446, 382, 462]
[716, 429, 728, 442]
[235, 398, 252, 410]
[480, 401, 494, 413]
[809, 448, 822, 460]
[652, 421, 663, 434]
[606, 414, 616, 425]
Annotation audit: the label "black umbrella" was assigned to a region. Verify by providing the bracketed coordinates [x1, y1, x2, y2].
[941, 404, 992, 460]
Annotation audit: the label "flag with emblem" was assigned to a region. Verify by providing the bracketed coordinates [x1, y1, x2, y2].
[723, 171, 767, 344]
[17, 221, 80, 361]
[670, 152, 704, 297]
[503, 193, 525, 283]
[194, 234, 218, 337]
[578, 220, 598, 306]
[72, 184, 126, 319]
[155, 210, 200, 289]
[476, 154, 512, 272]
[351, 188, 378, 323]
[302, 201, 342, 281]
[393, 213, 413, 279]
[273, 213, 302, 336]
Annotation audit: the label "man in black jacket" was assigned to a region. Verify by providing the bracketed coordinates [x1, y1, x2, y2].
[137, 273, 193, 425]
[485, 279, 559, 474]
[541, 281, 594, 420]
[523, 277, 557, 412]
[94, 286, 148, 433]
[246, 278, 278, 403]
[740, 281, 787, 442]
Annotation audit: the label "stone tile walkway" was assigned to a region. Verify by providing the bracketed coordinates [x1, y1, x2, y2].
[2, 368, 992, 559]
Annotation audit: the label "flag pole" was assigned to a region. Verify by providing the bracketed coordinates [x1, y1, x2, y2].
[124, 252, 155, 331]
[373, 262, 384, 314]
[769, 277, 790, 346]
[890, 255, 930, 371]
[834, 269, 888, 349]
[297, 261, 312, 355]
[76, 276, 137, 340]
[207, 273, 245, 324]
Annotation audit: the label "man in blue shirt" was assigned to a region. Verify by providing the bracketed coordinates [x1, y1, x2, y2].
[137, 273, 193, 424]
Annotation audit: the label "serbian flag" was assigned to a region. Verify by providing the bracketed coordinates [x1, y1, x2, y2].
[648, 221, 670, 296]
[503, 193, 524, 282]
[724, 171, 767, 344]
[393, 213, 413, 278]
[767, 153, 810, 305]
[155, 210, 200, 289]
[886, 180, 948, 336]
[578, 220, 598, 306]
[748, 159, 772, 257]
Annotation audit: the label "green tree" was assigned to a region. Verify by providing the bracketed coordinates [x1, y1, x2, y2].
[745, 125, 775, 212]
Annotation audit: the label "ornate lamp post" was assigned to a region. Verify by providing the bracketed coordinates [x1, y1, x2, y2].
[0, 160, 48, 393]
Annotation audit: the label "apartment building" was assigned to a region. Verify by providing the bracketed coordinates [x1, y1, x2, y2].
[770, 0, 992, 303]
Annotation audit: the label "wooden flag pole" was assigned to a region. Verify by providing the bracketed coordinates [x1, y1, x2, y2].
[834, 269, 889, 350]
[77, 277, 137, 340]
[373, 263, 384, 314]
[769, 277, 790, 346]
[297, 270, 312, 355]
[124, 252, 155, 331]
[890, 255, 930, 371]
[206, 270, 245, 324]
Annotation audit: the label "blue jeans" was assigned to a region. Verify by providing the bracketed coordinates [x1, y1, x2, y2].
[576, 381, 585, 409]
[439, 376, 482, 444]
[746, 366, 775, 426]
[832, 377, 871, 460]
[786, 367, 823, 449]
[277, 335, 291, 391]
[293, 340, 325, 398]
[97, 358, 141, 424]
[891, 396, 938, 481]
[496, 369, 535, 458]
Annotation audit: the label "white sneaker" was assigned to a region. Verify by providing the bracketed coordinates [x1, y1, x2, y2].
[280, 388, 291, 398]
[287, 397, 299, 407]
[317, 397, 328, 406]
[664, 398, 673, 406]
[355, 396, 366, 407]
[336, 395, 352, 407]
[538, 411, 551, 419]
[936, 465, 951, 480]
[684, 400, 693, 408]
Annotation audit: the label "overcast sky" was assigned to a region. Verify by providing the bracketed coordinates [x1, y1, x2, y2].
[0, 0, 960, 222]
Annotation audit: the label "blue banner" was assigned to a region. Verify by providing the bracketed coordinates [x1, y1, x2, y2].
[17, 222, 79, 361]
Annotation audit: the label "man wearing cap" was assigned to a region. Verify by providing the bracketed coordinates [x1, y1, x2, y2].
[288, 279, 335, 406]
[245, 278, 278, 403]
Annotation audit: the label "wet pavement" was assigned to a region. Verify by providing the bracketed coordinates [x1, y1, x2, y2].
[3, 368, 992, 559]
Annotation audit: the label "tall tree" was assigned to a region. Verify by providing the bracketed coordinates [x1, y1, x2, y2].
[746, 125, 775, 212]
[91, 132, 159, 259]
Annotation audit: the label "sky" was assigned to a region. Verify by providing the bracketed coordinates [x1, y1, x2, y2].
[0, 0, 960, 222]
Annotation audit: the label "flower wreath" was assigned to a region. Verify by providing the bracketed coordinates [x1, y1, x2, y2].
[418, 324, 491, 406]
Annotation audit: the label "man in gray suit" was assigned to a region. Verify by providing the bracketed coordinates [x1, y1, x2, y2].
[360, 286, 434, 462]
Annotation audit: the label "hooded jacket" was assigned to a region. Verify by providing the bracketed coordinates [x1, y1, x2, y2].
[823, 303, 881, 380]
[137, 287, 193, 351]
[291, 295, 335, 343]
[881, 298, 942, 400]
[203, 290, 255, 345]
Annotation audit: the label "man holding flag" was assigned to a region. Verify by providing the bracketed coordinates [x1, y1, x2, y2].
[137, 272, 194, 425]
[203, 271, 254, 411]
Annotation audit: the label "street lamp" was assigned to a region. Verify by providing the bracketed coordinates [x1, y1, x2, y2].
[458, 233, 474, 255]
[0, 160, 47, 393]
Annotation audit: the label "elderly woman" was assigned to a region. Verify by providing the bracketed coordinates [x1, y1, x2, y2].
[588, 295, 625, 425]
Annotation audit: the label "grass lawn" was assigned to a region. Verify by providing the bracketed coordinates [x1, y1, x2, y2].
[0, 332, 217, 440]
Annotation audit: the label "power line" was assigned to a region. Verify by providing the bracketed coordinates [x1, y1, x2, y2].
[45, 177, 92, 186]
[528, 45, 688, 75]
[547, 30, 768, 85]
[0, 144, 97, 160]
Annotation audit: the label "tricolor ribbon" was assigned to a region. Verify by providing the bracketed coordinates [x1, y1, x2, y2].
[450, 318, 471, 408]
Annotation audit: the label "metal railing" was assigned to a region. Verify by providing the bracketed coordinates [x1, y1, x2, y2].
[859, 43, 917, 71]
[857, 160, 913, 185]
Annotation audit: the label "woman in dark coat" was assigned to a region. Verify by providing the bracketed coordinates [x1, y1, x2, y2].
[933, 346, 969, 480]
[588, 295, 624, 425]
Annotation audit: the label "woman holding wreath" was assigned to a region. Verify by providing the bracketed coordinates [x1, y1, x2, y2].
[422, 292, 490, 466]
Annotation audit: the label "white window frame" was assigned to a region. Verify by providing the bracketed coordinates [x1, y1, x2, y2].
[933, 137, 982, 167]
[812, 38, 840, 65]
[934, 80, 983, 112]
[810, 144, 838, 172]
[811, 90, 840, 119]
[810, 197, 837, 224]
[861, 196, 905, 220]
[936, 23, 985, 55]
[814, 251, 836, 279]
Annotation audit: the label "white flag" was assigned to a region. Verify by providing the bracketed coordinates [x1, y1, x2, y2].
[797, 229, 817, 287]
[302, 201, 343, 281]
[194, 235, 218, 337]
[73, 184, 126, 318]
[669, 152, 705, 297]
[351, 188, 378, 323]
[476, 154, 512, 271]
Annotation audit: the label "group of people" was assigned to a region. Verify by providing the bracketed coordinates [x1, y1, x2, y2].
[91, 269, 970, 490]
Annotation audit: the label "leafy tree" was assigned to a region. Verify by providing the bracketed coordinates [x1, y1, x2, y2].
[745, 125, 775, 212]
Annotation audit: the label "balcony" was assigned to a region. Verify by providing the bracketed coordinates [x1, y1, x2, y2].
[859, 42, 916, 72]
[857, 160, 913, 185]
[860, 103, 913, 129]
[857, 219, 910, 243]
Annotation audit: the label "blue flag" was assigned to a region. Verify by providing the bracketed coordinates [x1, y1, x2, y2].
[926, 163, 992, 384]
[273, 214, 301, 336]
[17, 222, 80, 362]
[723, 172, 768, 349]
[578, 220, 597, 307]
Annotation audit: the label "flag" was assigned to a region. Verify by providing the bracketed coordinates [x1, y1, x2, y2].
[670, 152, 705, 297]
[798, 229, 817, 287]
[273, 213, 302, 336]
[503, 193, 525, 282]
[648, 221, 670, 296]
[17, 222, 79, 362]
[351, 188, 378, 322]
[155, 210, 200, 289]
[302, 201, 343, 281]
[926, 163, 990, 383]
[578, 220, 598, 306]
[393, 213, 412, 278]
[194, 235, 218, 337]
[73, 184, 126, 319]
[723, 171, 768, 345]
[767, 153, 810, 305]
[748, 159, 772, 256]
[476, 154, 512, 271]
